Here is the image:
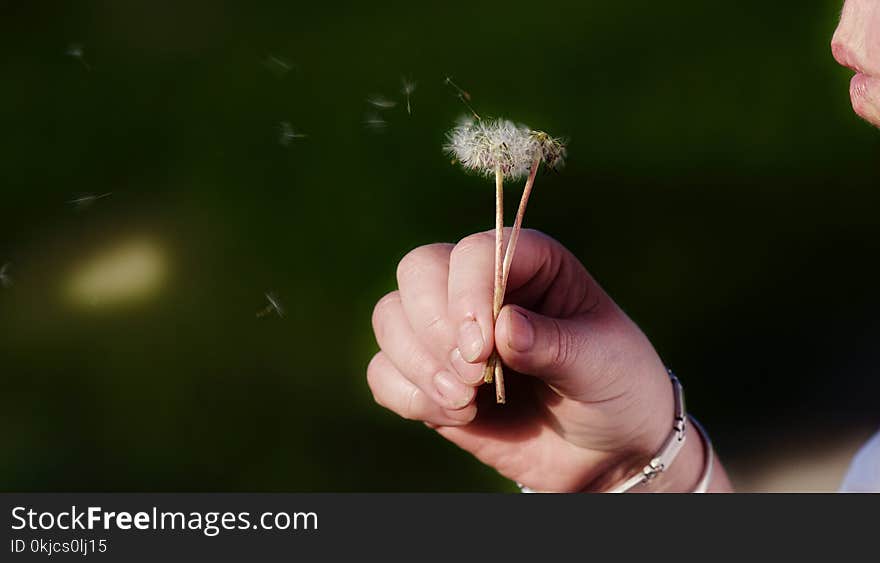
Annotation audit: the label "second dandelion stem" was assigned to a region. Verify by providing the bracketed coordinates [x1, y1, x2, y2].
[501, 155, 541, 295]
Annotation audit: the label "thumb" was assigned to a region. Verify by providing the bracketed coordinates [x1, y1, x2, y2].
[494, 304, 624, 400]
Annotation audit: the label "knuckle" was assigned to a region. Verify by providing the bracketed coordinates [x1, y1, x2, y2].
[451, 232, 493, 263]
[395, 244, 451, 287]
[401, 386, 423, 421]
[549, 319, 578, 370]
[371, 291, 400, 335]
[365, 354, 388, 407]
[519, 227, 547, 240]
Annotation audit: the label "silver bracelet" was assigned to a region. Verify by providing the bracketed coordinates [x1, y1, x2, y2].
[517, 370, 715, 494]
[688, 415, 715, 493]
[606, 370, 687, 493]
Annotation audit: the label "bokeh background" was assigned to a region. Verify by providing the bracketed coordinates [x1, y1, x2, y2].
[1, 0, 878, 492]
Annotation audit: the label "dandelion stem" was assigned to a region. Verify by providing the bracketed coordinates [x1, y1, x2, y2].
[493, 165, 505, 319]
[482, 164, 506, 403]
[500, 154, 541, 296]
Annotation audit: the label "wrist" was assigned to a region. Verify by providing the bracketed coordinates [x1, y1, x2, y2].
[600, 371, 719, 493]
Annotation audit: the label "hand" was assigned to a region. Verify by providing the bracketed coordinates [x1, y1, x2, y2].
[368, 229, 726, 492]
[832, 0, 880, 126]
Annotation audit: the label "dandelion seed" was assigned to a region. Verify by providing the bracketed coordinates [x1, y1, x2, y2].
[65, 42, 91, 71]
[256, 292, 284, 318]
[0, 262, 12, 288]
[68, 192, 112, 210]
[363, 112, 388, 131]
[263, 54, 294, 78]
[401, 77, 416, 115]
[278, 121, 308, 146]
[443, 76, 480, 120]
[366, 94, 398, 110]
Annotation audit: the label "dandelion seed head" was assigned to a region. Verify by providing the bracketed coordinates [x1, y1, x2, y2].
[529, 131, 567, 170]
[445, 118, 533, 179]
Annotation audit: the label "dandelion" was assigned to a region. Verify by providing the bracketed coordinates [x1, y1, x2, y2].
[278, 121, 307, 146]
[401, 77, 416, 115]
[0, 262, 12, 288]
[444, 119, 566, 404]
[443, 76, 480, 120]
[65, 42, 91, 71]
[256, 292, 284, 318]
[445, 118, 533, 403]
[366, 95, 398, 110]
[68, 192, 112, 210]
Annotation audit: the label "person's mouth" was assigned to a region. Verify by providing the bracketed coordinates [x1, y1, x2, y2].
[832, 41, 880, 126]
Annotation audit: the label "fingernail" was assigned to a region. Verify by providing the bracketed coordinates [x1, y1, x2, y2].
[458, 316, 485, 363]
[434, 371, 474, 409]
[507, 309, 535, 352]
[450, 348, 485, 385]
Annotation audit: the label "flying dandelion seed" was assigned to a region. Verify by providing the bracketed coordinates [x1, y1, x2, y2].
[256, 292, 284, 318]
[443, 76, 480, 120]
[401, 77, 416, 115]
[366, 94, 398, 110]
[65, 42, 91, 71]
[263, 54, 294, 78]
[68, 192, 112, 210]
[278, 121, 308, 146]
[363, 112, 388, 132]
[0, 262, 12, 288]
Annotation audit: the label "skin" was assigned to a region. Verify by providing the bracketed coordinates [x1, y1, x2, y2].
[366, 3, 873, 492]
[369, 229, 731, 492]
[832, 0, 880, 127]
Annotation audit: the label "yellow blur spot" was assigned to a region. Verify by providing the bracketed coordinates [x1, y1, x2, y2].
[66, 239, 166, 307]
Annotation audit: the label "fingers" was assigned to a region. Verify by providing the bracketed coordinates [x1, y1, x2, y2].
[447, 232, 496, 364]
[396, 244, 483, 385]
[447, 229, 603, 366]
[494, 304, 633, 401]
[372, 292, 476, 410]
[367, 353, 476, 426]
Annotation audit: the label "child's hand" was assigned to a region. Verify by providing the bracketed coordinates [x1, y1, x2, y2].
[368, 229, 726, 492]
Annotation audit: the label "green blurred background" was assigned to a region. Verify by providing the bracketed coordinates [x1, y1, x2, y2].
[1, 0, 878, 491]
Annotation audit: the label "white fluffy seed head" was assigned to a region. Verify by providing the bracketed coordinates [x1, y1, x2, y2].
[445, 118, 567, 179]
[445, 118, 534, 179]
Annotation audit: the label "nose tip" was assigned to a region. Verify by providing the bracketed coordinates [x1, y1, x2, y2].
[830, 37, 850, 69]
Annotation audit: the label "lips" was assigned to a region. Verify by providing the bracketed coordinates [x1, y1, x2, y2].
[831, 37, 880, 124]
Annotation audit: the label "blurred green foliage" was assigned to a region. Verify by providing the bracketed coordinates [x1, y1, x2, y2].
[0, 0, 878, 491]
